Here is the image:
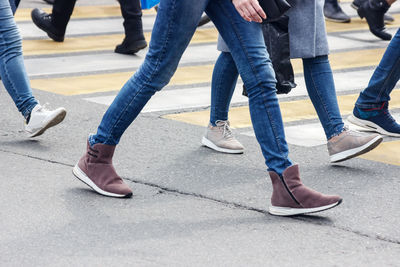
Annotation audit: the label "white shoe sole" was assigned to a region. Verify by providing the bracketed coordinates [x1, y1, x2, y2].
[330, 135, 383, 163]
[72, 164, 131, 198]
[347, 115, 400, 137]
[269, 200, 342, 216]
[28, 108, 67, 138]
[201, 136, 244, 154]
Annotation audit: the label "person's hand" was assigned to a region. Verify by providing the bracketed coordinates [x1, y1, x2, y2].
[232, 0, 267, 23]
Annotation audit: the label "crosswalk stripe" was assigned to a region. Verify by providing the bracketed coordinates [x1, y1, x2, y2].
[359, 140, 400, 166]
[15, 6, 156, 22]
[30, 64, 215, 95]
[22, 28, 218, 56]
[162, 90, 400, 128]
[84, 85, 247, 113]
[30, 47, 387, 95]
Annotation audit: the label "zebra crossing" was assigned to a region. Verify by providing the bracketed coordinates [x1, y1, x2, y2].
[16, 0, 400, 166]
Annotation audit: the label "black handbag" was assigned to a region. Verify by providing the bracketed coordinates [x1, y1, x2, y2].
[243, 15, 296, 96]
[258, 0, 292, 21]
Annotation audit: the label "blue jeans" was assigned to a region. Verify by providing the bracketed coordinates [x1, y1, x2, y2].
[8, 0, 19, 14]
[303, 56, 344, 139]
[91, 0, 293, 174]
[210, 53, 344, 140]
[355, 29, 400, 109]
[0, 0, 38, 118]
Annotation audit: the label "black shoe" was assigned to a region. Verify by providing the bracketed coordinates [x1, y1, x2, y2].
[357, 0, 392, 40]
[114, 38, 147, 55]
[324, 0, 351, 23]
[43, 0, 54, 4]
[351, 0, 395, 23]
[31, 8, 65, 42]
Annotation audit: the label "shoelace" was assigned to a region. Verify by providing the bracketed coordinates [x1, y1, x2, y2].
[342, 125, 364, 137]
[36, 103, 50, 113]
[215, 120, 234, 140]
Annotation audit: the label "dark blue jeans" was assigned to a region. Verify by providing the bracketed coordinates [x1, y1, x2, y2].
[8, 0, 18, 14]
[355, 29, 400, 109]
[90, 0, 293, 174]
[0, 0, 38, 118]
[210, 52, 344, 140]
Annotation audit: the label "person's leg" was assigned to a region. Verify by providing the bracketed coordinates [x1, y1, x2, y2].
[90, 0, 208, 146]
[210, 52, 239, 125]
[206, 0, 341, 215]
[303, 55, 382, 162]
[303, 56, 344, 140]
[115, 0, 147, 55]
[351, 0, 395, 23]
[31, 0, 77, 42]
[0, 0, 66, 137]
[202, 51, 244, 154]
[207, 2, 290, 174]
[356, 29, 400, 108]
[8, 0, 16, 14]
[0, 1, 38, 118]
[357, 0, 394, 40]
[349, 29, 400, 136]
[324, 0, 351, 23]
[73, 0, 209, 197]
[51, 0, 76, 32]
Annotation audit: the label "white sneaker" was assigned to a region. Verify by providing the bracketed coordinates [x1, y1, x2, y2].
[202, 120, 244, 154]
[25, 104, 67, 137]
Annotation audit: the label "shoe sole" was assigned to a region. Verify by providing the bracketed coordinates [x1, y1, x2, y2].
[347, 115, 400, 137]
[72, 164, 132, 198]
[28, 108, 67, 138]
[324, 17, 351, 23]
[330, 135, 383, 163]
[201, 136, 244, 154]
[269, 199, 342, 216]
[114, 42, 147, 55]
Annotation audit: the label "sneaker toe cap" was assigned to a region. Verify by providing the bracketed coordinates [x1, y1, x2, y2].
[104, 183, 133, 197]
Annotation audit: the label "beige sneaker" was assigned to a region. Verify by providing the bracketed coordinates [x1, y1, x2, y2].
[202, 120, 244, 154]
[328, 127, 383, 163]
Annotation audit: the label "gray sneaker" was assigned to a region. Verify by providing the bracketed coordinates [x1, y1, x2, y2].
[202, 120, 244, 154]
[328, 127, 383, 163]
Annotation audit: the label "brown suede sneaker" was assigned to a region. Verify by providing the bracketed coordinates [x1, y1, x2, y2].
[328, 128, 382, 163]
[72, 141, 133, 198]
[268, 165, 342, 216]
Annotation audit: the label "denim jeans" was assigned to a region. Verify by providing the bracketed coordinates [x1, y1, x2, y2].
[303, 55, 344, 139]
[210, 53, 344, 140]
[8, 0, 18, 14]
[0, 0, 38, 118]
[91, 0, 293, 174]
[355, 29, 400, 109]
[210, 52, 238, 125]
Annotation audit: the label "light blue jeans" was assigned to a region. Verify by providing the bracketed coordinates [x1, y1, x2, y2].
[210, 53, 344, 140]
[355, 29, 400, 109]
[90, 0, 293, 174]
[0, 0, 38, 118]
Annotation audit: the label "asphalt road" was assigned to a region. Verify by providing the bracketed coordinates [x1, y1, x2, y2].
[0, 0, 399, 266]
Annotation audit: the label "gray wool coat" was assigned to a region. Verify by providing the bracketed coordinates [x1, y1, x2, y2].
[218, 0, 329, 59]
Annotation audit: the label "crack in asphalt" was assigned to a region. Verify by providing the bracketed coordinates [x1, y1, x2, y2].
[1, 148, 399, 246]
[124, 177, 400, 246]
